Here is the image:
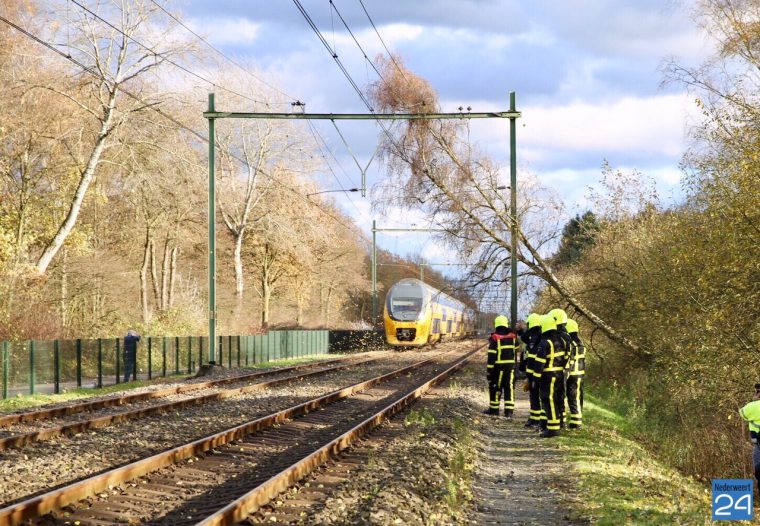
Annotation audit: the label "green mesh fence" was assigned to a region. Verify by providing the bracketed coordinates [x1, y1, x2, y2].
[1, 330, 330, 398]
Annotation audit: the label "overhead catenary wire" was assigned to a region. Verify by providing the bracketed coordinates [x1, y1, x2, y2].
[356, 0, 408, 81]
[0, 13, 364, 239]
[144, 0, 372, 232]
[328, 0, 385, 82]
[68, 0, 276, 107]
[305, 120, 366, 219]
[291, 0, 376, 113]
[145, 0, 294, 104]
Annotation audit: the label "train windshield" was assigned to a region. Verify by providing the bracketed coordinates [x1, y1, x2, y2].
[391, 297, 423, 316]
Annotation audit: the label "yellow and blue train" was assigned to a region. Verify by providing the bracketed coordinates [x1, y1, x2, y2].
[383, 278, 476, 347]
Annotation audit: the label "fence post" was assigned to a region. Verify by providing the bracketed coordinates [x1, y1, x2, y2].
[2, 341, 8, 399]
[175, 336, 180, 376]
[148, 337, 153, 380]
[237, 336, 241, 368]
[29, 340, 35, 395]
[162, 337, 167, 378]
[53, 340, 60, 394]
[97, 338, 103, 388]
[228, 335, 232, 368]
[187, 336, 192, 374]
[115, 338, 121, 384]
[218, 336, 223, 368]
[244, 337, 249, 367]
[76, 339, 82, 388]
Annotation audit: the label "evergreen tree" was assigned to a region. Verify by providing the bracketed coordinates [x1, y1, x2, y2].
[551, 211, 600, 268]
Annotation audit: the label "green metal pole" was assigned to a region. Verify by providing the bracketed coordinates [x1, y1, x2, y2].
[76, 339, 82, 388]
[2, 341, 8, 399]
[115, 338, 120, 384]
[53, 340, 60, 394]
[29, 340, 35, 395]
[228, 335, 232, 368]
[187, 336, 192, 374]
[208, 92, 217, 365]
[372, 220, 377, 326]
[509, 91, 518, 327]
[162, 337, 167, 378]
[237, 335, 241, 367]
[97, 338, 103, 388]
[175, 336, 180, 376]
[148, 337, 152, 380]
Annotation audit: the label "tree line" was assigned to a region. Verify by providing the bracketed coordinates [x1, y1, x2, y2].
[0, 0, 476, 340]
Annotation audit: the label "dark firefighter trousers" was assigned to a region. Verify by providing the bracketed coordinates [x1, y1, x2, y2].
[528, 377, 543, 426]
[539, 371, 565, 432]
[489, 366, 516, 413]
[566, 374, 584, 426]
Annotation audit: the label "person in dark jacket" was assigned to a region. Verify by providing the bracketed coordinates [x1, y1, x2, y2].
[519, 313, 543, 428]
[533, 314, 569, 438]
[123, 329, 140, 382]
[484, 315, 519, 418]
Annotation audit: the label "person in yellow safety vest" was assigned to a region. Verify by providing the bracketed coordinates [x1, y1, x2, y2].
[739, 384, 760, 491]
[565, 319, 586, 429]
[533, 313, 569, 438]
[519, 313, 544, 428]
[483, 315, 519, 418]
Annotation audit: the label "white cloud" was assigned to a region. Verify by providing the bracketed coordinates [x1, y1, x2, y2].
[375, 23, 425, 44]
[521, 94, 696, 157]
[187, 18, 261, 46]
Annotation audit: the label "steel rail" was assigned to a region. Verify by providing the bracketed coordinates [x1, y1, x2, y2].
[196, 345, 482, 526]
[0, 350, 463, 525]
[0, 356, 354, 428]
[0, 357, 379, 451]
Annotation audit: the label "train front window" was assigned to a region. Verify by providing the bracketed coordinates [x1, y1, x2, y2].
[391, 297, 422, 317]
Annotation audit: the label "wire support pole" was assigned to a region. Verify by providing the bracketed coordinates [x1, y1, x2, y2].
[202, 111, 521, 121]
[207, 93, 217, 365]
[509, 92, 519, 327]
[372, 220, 377, 328]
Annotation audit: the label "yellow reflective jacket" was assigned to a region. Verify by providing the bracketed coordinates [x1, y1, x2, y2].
[739, 400, 760, 434]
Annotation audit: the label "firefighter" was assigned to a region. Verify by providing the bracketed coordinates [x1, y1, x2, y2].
[565, 318, 585, 428]
[520, 313, 544, 428]
[533, 313, 568, 438]
[739, 384, 760, 492]
[484, 315, 518, 418]
[548, 308, 573, 427]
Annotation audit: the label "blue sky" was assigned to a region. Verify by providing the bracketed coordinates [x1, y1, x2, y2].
[179, 0, 710, 291]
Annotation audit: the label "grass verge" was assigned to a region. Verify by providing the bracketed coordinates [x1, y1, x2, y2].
[0, 353, 343, 413]
[555, 394, 713, 526]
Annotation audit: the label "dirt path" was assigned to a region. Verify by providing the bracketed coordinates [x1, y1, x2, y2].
[470, 383, 580, 525]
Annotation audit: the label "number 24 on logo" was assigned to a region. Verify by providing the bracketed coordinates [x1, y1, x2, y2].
[714, 493, 752, 519]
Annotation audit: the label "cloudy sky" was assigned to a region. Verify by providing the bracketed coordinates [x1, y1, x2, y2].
[178, 0, 710, 289]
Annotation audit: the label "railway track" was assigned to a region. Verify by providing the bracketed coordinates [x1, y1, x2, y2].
[0, 355, 377, 450]
[0, 356, 353, 428]
[0, 341, 483, 526]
